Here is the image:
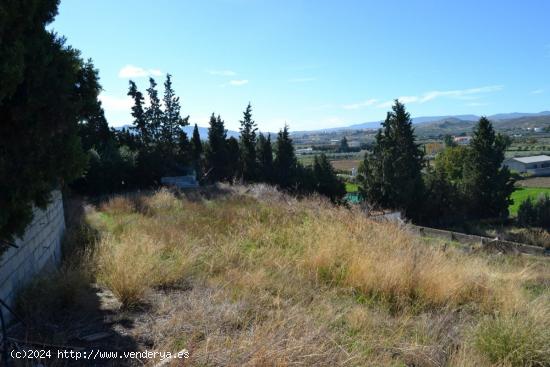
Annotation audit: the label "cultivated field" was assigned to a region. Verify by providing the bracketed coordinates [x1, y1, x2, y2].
[510, 187, 550, 215]
[16, 186, 550, 366]
[516, 177, 550, 188]
[331, 159, 361, 172]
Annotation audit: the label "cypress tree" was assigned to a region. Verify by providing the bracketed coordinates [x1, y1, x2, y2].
[1, 0, 88, 241]
[226, 136, 241, 181]
[191, 123, 203, 178]
[274, 124, 298, 189]
[313, 154, 346, 202]
[238, 103, 258, 182]
[192, 124, 203, 158]
[205, 114, 228, 182]
[339, 136, 350, 152]
[256, 133, 274, 183]
[162, 73, 189, 159]
[128, 80, 148, 146]
[359, 100, 424, 218]
[145, 77, 163, 143]
[462, 117, 514, 219]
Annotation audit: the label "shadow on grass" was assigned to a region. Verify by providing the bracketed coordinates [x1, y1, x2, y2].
[5, 195, 141, 366]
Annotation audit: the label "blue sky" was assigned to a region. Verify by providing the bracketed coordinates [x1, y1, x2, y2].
[51, 0, 550, 131]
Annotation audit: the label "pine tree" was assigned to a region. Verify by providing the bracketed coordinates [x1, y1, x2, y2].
[192, 124, 203, 157]
[339, 136, 350, 152]
[274, 124, 298, 189]
[358, 100, 424, 218]
[313, 154, 346, 202]
[145, 77, 164, 143]
[191, 124, 203, 178]
[256, 133, 274, 183]
[127, 80, 148, 146]
[162, 74, 189, 158]
[239, 103, 258, 182]
[205, 114, 228, 182]
[462, 117, 514, 219]
[226, 136, 240, 181]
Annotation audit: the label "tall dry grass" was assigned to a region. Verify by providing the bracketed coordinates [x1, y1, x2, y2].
[18, 186, 548, 366]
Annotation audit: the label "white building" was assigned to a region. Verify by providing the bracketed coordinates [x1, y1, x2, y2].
[453, 136, 472, 145]
[504, 155, 550, 176]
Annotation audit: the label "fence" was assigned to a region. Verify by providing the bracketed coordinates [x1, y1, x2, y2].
[0, 190, 65, 322]
[409, 224, 547, 256]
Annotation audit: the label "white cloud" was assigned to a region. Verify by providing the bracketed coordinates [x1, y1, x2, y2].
[288, 77, 316, 83]
[531, 89, 544, 94]
[376, 85, 503, 108]
[98, 94, 133, 111]
[342, 98, 378, 110]
[229, 79, 249, 86]
[118, 64, 164, 78]
[148, 69, 163, 77]
[208, 69, 237, 76]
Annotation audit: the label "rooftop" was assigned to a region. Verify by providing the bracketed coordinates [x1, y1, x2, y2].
[511, 155, 550, 164]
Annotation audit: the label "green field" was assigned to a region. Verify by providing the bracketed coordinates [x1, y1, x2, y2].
[509, 187, 550, 216]
[345, 182, 359, 193]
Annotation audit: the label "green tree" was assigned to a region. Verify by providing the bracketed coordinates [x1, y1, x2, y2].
[517, 197, 536, 227]
[313, 154, 346, 202]
[422, 167, 465, 226]
[191, 124, 203, 158]
[226, 136, 241, 181]
[462, 117, 514, 219]
[256, 133, 274, 183]
[128, 80, 148, 146]
[145, 77, 163, 143]
[191, 123, 203, 179]
[434, 145, 469, 184]
[162, 74, 189, 160]
[358, 100, 425, 219]
[518, 195, 550, 229]
[205, 114, 228, 182]
[238, 103, 258, 182]
[77, 60, 114, 152]
[72, 60, 135, 195]
[274, 124, 298, 189]
[339, 136, 350, 152]
[1, 0, 88, 242]
[443, 134, 456, 147]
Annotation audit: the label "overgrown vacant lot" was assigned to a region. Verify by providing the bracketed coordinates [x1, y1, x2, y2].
[19, 186, 550, 366]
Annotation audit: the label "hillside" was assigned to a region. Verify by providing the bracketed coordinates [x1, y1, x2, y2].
[16, 186, 550, 366]
[292, 111, 550, 137]
[414, 115, 550, 136]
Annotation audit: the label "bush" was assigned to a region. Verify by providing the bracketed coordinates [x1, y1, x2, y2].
[518, 194, 550, 230]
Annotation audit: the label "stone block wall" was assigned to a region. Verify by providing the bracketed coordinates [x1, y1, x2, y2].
[0, 190, 65, 322]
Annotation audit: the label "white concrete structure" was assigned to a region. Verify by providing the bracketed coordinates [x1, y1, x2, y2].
[504, 155, 550, 176]
[0, 190, 65, 322]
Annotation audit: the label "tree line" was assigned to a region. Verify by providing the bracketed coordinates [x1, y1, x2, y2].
[359, 100, 515, 226]
[72, 74, 346, 202]
[0, 0, 521, 244]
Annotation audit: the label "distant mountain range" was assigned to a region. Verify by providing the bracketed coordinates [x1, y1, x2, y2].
[115, 111, 550, 138]
[312, 111, 550, 132]
[413, 112, 550, 136]
[115, 124, 241, 140]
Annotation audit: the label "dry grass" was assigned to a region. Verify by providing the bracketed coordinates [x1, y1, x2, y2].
[17, 185, 550, 366]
